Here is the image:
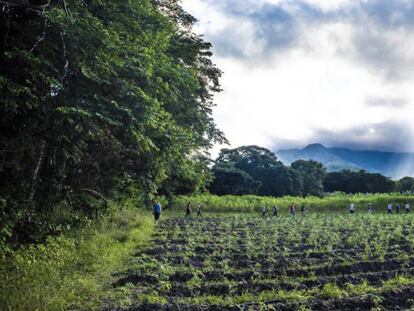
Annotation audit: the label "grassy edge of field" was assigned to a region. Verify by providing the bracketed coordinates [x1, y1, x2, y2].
[0, 202, 154, 311]
[173, 193, 414, 213]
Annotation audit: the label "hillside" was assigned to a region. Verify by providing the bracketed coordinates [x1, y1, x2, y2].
[276, 144, 414, 178]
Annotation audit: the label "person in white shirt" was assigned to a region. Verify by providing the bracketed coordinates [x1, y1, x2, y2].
[261, 205, 267, 217]
[405, 203, 410, 214]
[349, 203, 355, 214]
[367, 202, 372, 215]
[387, 203, 393, 214]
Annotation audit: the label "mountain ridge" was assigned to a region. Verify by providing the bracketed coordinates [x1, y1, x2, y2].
[276, 144, 414, 178]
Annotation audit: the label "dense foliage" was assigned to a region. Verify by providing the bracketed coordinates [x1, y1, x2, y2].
[210, 146, 406, 197]
[210, 146, 303, 197]
[324, 170, 396, 194]
[0, 0, 224, 245]
[397, 177, 414, 193]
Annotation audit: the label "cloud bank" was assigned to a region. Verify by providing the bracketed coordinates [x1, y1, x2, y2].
[182, 0, 414, 154]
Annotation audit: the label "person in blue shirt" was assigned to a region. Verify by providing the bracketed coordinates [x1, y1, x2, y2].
[153, 201, 162, 224]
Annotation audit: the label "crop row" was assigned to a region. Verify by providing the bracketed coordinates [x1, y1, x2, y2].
[109, 215, 414, 310]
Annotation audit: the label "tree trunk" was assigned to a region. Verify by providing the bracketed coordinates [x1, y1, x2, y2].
[29, 139, 46, 201]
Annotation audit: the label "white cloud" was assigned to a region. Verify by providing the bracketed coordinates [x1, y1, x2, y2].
[182, 0, 414, 155]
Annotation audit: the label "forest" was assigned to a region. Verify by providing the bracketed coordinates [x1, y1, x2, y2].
[3, 1, 414, 311]
[210, 145, 412, 197]
[1, 0, 413, 251]
[0, 0, 225, 248]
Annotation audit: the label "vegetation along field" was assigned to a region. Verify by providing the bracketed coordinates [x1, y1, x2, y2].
[106, 210, 414, 311]
[3, 0, 414, 310]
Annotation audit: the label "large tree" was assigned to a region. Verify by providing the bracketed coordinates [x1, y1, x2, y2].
[291, 160, 327, 197]
[396, 177, 414, 193]
[0, 0, 224, 241]
[323, 170, 395, 194]
[211, 146, 301, 196]
[210, 163, 261, 195]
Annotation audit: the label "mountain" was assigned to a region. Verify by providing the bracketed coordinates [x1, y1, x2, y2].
[276, 143, 414, 178]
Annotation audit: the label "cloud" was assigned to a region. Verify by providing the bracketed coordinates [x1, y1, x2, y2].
[309, 122, 413, 152]
[365, 96, 409, 108]
[182, 0, 414, 159]
[204, 2, 298, 60]
[189, 0, 414, 80]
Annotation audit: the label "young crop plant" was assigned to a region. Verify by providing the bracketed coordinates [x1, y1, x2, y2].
[320, 283, 347, 300]
[105, 213, 414, 310]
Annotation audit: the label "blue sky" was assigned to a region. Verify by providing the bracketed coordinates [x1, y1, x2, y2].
[182, 0, 414, 153]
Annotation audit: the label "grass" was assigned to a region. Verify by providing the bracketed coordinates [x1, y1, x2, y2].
[171, 193, 414, 213]
[0, 203, 154, 311]
[4, 193, 414, 310]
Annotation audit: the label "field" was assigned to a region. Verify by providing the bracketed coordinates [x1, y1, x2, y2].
[109, 213, 414, 311]
[172, 193, 414, 213]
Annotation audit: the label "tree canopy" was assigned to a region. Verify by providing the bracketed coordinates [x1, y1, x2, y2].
[0, 0, 224, 243]
[211, 146, 310, 197]
[323, 170, 395, 194]
[210, 146, 402, 197]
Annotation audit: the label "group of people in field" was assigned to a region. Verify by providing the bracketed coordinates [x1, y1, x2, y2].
[349, 202, 411, 214]
[185, 201, 203, 218]
[152, 200, 412, 224]
[260, 203, 308, 218]
[151, 201, 203, 224]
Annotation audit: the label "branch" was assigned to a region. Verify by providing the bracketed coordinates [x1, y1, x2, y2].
[3, 4, 11, 47]
[59, 31, 69, 81]
[30, 16, 48, 53]
[80, 188, 110, 203]
[0, 0, 50, 14]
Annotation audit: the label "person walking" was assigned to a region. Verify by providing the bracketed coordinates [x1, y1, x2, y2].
[197, 203, 203, 217]
[396, 203, 401, 214]
[301, 204, 308, 217]
[290, 204, 296, 218]
[367, 202, 373, 215]
[387, 203, 393, 214]
[261, 205, 267, 218]
[272, 205, 278, 217]
[153, 201, 162, 225]
[405, 203, 411, 213]
[349, 203, 355, 214]
[185, 201, 192, 218]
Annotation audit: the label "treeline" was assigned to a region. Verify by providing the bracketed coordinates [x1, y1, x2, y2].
[209, 146, 413, 197]
[0, 0, 224, 246]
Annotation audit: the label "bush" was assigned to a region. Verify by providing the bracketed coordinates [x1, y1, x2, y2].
[0, 203, 154, 310]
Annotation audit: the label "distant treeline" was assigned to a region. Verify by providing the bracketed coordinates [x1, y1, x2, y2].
[209, 146, 414, 197]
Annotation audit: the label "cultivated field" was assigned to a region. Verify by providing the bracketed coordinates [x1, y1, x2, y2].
[110, 213, 414, 310]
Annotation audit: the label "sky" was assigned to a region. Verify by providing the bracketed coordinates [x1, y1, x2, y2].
[181, 0, 414, 155]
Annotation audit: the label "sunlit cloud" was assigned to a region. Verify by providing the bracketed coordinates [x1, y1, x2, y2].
[182, 0, 414, 154]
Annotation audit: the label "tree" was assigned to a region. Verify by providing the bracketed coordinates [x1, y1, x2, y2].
[291, 160, 327, 196]
[0, 0, 224, 242]
[211, 146, 301, 196]
[396, 177, 414, 193]
[216, 146, 281, 175]
[210, 163, 260, 195]
[323, 170, 395, 194]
